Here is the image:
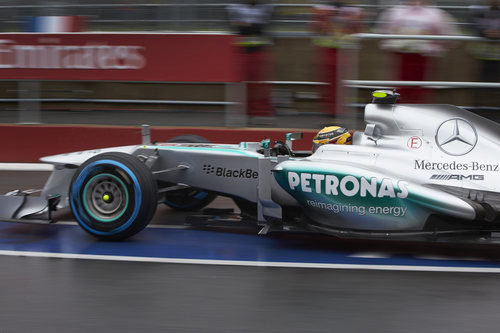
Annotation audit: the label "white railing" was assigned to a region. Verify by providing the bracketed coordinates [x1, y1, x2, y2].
[0, 3, 479, 33]
[339, 33, 497, 116]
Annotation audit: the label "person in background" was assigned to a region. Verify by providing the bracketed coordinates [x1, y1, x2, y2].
[227, 0, 274, 125]
[376, 0, 459, 103]
[311, 1, 363, 116]
[470, 0, 500, 82]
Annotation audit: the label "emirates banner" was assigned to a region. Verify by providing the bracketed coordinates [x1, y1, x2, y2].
[0, 33, 238, 82]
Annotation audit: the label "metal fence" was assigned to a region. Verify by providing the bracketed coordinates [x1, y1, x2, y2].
[0, 1, 498, 127]
[341, 33, 499, 98]
[0, 1, 487, 34]
[4, 32, 500, 127]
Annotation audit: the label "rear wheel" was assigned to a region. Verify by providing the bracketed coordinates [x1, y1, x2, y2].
[233, 197, 258, 220]
[69, 152, 157, 240]
[163, 135, 217, 211]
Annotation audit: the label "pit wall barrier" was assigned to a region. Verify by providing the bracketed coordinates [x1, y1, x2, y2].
[0, 124, 317, 163]
[0, 32, 249, 127]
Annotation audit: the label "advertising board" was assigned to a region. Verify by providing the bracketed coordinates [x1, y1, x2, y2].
[0, 33, 238, 82]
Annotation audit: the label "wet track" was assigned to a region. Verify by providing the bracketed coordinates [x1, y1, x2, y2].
[2, 170, 500, 332]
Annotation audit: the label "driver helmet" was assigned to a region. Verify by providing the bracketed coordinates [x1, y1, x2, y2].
[312, 126, 352, 152]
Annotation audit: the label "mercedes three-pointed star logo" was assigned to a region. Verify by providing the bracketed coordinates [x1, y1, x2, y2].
[435, 118, 478, 156]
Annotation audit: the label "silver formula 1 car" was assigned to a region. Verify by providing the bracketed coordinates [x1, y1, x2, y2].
[2, 90, 499, 241]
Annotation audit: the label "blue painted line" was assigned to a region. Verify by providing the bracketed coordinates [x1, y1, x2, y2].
[0, 221, 499, 270]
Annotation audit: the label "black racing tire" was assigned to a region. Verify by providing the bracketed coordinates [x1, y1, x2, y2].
[167, 135, 211, 145]
[69, 152, 158, 241]
[163, 135, 217, 211]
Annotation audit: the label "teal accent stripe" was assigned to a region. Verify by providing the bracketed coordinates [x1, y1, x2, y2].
[152, 145, 261, 158]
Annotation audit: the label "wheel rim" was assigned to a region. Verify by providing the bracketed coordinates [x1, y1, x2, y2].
[82, 173, 129, 222]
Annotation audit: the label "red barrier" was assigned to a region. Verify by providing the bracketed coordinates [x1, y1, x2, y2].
[0, 33, 238, 82]
[0, 125, 316, 162]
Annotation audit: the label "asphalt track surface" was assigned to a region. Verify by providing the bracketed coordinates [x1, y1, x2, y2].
[3, 170, 500, 332]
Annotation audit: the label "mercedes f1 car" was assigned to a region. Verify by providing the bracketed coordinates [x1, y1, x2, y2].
[2, 90, 499, 241]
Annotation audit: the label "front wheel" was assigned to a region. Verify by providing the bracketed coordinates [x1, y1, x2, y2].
[69, 152, 158, 240]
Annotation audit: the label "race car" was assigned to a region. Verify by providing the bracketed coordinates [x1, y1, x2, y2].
[2, 90, 499, 241]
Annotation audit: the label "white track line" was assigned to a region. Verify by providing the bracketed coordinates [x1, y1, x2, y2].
[12, 221, 500, 270]
[0, 249, 499, 273]
[0, 163, 53, 171]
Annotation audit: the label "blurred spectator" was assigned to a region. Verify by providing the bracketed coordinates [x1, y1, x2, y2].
[311, 1, 363, 116]
[470, 0, 500, 82]
[227, 0, 274, 124]
[376, 0, 459, 103]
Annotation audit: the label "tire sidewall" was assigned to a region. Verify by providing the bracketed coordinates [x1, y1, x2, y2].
[70, 153, 157, 240]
